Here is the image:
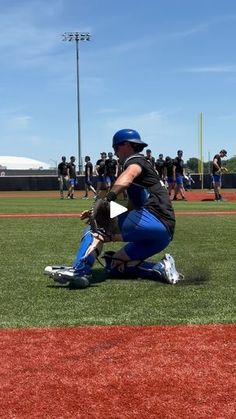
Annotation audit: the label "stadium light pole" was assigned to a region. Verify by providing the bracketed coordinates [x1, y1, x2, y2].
[62, 32, 91, 175]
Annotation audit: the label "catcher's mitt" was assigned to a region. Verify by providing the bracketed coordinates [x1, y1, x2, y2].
[88, 198, 120, 238]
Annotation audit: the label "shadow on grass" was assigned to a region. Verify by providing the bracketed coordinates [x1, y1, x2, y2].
[46, 268, 107, 291]
[46, 266, 209, 290]
[178, 267, 210, 286]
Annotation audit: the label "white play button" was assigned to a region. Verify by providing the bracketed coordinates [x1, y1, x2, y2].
[110, 201, 128, 218]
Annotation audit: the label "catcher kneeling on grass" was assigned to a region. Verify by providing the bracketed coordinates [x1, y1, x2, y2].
[45, 129, 184, 288]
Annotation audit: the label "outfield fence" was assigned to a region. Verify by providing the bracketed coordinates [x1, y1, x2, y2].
[0, 173, 235, 191]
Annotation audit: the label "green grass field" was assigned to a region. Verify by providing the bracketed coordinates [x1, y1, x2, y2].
[0, 195, 235, 328]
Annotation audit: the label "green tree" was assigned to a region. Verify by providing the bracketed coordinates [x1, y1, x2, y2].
[186, 157, 199, 173]
[224, 157, 236, 173]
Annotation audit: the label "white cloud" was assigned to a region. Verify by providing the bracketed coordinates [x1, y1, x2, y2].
[96, 108, 119, 114]
[168, 23, 210, 39]
[106, 110, 163, 130]
[102, 14, 236, 57]
[14, 116, 33, 129]
[1, 114, 32, 130]
[168, 14, 236, 40]
[105, 109, 189, 147]
[181, 65, 236, 73]
[218, 114, 236, 121]
[81, 77, 107, 95]
[0, 1, 66, 68]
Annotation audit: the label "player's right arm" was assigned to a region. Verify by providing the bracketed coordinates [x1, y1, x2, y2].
[172, 162, 176, 182]
[95, 161, 100, 176]
[109, 163, 142, 197]
[67, 164, 70, 178]
[57, 163, 61, 180]
[213, 157, 221, 172]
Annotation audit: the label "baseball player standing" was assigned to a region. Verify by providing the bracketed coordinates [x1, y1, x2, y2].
[173, 150, 186, 201]
[67, 156, 77, 199]
[105, 152, 118, 192]
[212, 149, 228, 201]
[57, 156, 69, 199]
[83, 156, 97, 199]
[95, 152, 107, 198]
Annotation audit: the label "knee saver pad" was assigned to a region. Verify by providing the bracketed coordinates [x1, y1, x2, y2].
[108, 261, 164, 280]
[73, 227, 103, 271]
[103, 252, 165, 280]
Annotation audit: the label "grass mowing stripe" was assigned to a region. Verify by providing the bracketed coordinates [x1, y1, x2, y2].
[0, 197, 235, 214]
[0, 213, 235, 328]
[0, 197, 91, 214]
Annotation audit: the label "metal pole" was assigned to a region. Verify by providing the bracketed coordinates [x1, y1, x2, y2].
[198, 112, 204, 189]
[62, 32, 91, 176]
[208, 151, 211, 174]
[200, 112, 204, 189]
[75, 39, 82, 175]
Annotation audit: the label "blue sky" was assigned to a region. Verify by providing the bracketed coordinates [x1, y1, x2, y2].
[0, 0, 236, 168]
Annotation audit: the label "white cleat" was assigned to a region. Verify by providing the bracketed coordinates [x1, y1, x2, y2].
[44, 265, 72, 284]
[162, 254, 184, 285]
[53, 268, 91, 289]
[44, 265, 72, 276]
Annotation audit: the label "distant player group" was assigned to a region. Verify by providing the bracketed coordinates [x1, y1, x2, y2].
[58, 152, 119, 200]
[57, 155, 77, 199]
[58, 149, 194, 201]
[58, 147, 228, 202]
[145, 149, 189, 201]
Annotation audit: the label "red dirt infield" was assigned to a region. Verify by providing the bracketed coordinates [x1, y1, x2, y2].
[0, 189, 236, 201]
[0, 324, 235, 418]
[0, 190, 235, 218]
[0, 210, 236, 218]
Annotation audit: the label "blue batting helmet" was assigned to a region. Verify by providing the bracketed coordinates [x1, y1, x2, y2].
[112, 129, 148, 148]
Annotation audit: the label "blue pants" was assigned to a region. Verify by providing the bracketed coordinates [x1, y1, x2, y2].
[176, 174, 183, 185]
[73, 209, 172, 277]
[213, 175, 221, 183]
[118, 208, 171, 260]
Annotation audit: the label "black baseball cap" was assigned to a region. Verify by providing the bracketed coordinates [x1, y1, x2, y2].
[220, 149, 227, 156]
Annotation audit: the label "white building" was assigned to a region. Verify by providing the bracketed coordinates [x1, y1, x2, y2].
[0, 156, 50, 170]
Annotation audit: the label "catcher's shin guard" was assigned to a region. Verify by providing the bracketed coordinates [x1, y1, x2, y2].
[73, 227, 104, 274]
